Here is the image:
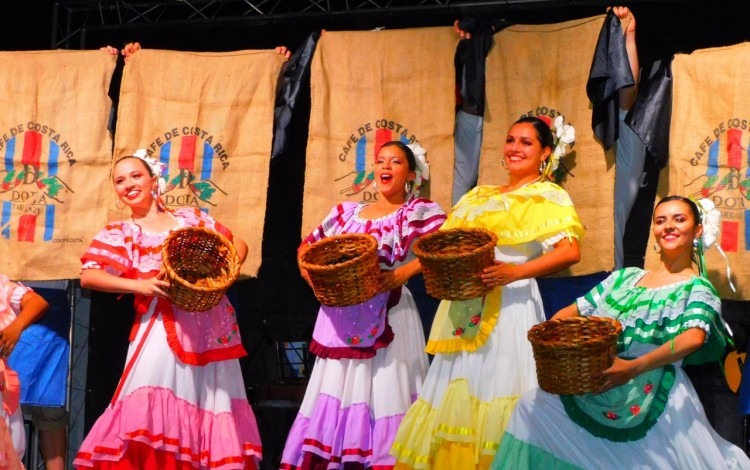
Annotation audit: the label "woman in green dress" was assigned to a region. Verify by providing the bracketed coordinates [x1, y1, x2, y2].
[492, 195, 750, 469]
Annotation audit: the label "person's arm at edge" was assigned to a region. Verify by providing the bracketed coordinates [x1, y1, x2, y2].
[615, 6, 639, 111]
[0, 287, 49, 357]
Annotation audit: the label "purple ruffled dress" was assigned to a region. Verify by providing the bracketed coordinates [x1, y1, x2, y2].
[280, 197, 445, 469]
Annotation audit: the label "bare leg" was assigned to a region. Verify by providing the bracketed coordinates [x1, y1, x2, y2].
[38, 428, 67, 470]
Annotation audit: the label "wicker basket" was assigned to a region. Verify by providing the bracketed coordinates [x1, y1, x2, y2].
[161, 226, 240, 312]
[528, 316, 622, 395]
[413, 227, 498, 300]
[300, 233, 379, 307]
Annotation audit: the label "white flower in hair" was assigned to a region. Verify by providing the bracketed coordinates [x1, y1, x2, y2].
[696, 198, 721, 248]
[548, 115, 575, 174]
[132, 148, 167, 194]
[407, 142, 430, 195]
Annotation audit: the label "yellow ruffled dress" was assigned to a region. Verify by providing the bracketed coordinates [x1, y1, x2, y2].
[391, 182, 584, 469]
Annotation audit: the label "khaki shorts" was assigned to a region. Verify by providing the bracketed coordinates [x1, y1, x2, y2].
[22, 406, 68, 432]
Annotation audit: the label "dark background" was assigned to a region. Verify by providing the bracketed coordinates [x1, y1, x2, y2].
[4, 1, 750, 468]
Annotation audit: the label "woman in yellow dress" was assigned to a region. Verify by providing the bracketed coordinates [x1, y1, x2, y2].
[391, 116, 584, 469]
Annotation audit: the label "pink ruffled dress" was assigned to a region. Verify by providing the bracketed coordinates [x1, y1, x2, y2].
[0, 276, 27, 470]
[73, 208, 262, 470]
[280, 197, 446, 469]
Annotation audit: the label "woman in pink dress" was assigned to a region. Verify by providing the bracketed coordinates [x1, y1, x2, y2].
[74, 152, 262, 469]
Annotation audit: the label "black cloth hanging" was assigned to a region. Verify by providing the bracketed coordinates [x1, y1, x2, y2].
[586, 10, 635, 152]
[454, 18, 507, 116]
[271, 31, 320, 159]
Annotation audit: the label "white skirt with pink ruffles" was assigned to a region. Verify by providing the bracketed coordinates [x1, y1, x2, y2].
[73, 307, 262, 470]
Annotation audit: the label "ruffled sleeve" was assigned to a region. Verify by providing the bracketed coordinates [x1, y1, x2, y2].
[576, 269, 635, 316]
[0, 276, 29, 330]
[80, 222, 133, 277]
[7, 282, 30, 318]
[301, 202, 359, 247]
[395, 197, 446, 259]
[681, 277, 731, 366]
[402, 198, 446, 235]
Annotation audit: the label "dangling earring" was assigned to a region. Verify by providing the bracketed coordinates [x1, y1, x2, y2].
[539, 160, 546, 174]
[693, 238, 700, 251]
[405, 181, 414, 195]
[373, 182, 379, 193]
[653, 242, 661, 254]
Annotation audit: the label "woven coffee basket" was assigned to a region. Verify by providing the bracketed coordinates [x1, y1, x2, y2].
[413, 227, 497, 300]
[162, 226, 240, 312]
[300, 233, 379, 307]
[528, 316, 622, 395]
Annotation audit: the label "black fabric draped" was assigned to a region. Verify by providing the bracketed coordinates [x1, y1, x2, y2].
[586, 10, 635, 152]
[455, 18, 506, 117]
[272, 31, 320, 159]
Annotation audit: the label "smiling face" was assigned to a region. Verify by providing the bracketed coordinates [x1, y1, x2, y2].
[503, 122, 552, 180]
[112, 157, 157, 211]
[653, 199, 703, 256]
[374, 144, 416, 201]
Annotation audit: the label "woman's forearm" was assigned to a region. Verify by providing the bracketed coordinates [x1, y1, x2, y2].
[81, 269, 140, 294]
[15, 290, 49, 330]
[630, 328, 705, 375]
[516, 238, 581, 280]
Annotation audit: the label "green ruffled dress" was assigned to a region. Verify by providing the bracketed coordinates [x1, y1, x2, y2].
[492, 267, 749, 470]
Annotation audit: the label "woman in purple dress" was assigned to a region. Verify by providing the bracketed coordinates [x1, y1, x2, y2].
[280, 141, 446, 469]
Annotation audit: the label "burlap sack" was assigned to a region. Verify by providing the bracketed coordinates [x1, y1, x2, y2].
[114, 49, 285, 277]
[302, 27, 457, 235]
[646, 43, 750, 300]
[0, 50, 116, 280]
[479, 16, 615, 276]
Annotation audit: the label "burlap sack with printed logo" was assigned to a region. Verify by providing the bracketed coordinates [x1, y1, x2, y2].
[646, 43, 750, 300]
[478, 16, 615, 276]
[302, 27, 457, 236]
[115, 49, 285, 278]
[0, 50, 116, 280]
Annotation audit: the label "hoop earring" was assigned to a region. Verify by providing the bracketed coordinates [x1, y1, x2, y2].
[653, 242, 661, 254]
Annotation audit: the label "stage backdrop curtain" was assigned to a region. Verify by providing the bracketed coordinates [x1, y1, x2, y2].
[646, 43, 750, 300]
[0, 51, 116, 281]
[302, 27, 457, 235]
[114, 49, 285, 277]
[478, 15, 615, 276]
